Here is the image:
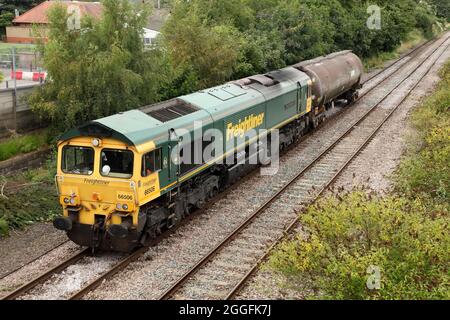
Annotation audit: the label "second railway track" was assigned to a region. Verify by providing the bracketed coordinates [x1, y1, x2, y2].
[1, 33, 448, 301]
[156, 35, 450, 300]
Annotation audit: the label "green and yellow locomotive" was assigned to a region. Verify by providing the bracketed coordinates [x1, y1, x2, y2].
[53, 51, 363, 252]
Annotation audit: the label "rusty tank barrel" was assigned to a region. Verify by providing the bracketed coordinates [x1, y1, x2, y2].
[294, 50, 363, 108]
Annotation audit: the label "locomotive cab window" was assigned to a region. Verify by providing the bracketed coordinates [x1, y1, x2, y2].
[142, 148, 162, 177]
[62, 146, 94, 175]
[100, 149, 134, 179]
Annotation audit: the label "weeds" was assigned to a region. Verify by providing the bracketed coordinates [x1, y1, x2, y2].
[0, 130, 49, 162]
[0, 154, 59, 237]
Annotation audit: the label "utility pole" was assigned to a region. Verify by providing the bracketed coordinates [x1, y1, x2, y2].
[11, 47, 17, 133]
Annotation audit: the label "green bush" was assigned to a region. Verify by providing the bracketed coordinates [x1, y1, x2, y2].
[0, 218, 8, 236]
[158, 0, 441, 96]
[267, 191, 449, 300]
[28, 0, 168, 132]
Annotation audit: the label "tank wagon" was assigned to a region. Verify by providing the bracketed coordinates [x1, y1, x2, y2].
[53, 51, 363, 252]
[294, 50, 363, 126]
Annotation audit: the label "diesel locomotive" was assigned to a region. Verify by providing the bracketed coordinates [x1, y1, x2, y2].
[53, 50, 364, 252]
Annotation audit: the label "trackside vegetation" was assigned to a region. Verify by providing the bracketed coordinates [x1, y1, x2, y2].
[395, 61, 450, 202]
[0, 156, 59, 237]
[28, 0, 446, 133]
[0, 130, 49, 162]
[266, 61, 450, 300]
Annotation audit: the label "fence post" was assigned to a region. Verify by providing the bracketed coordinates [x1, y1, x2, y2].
[11, 47, 17, 133]
[12, 90, 17, 132]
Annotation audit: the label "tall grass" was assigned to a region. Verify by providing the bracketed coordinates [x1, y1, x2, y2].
[363, 29, 427, 71]
[0, 131, 48, 162]
[395, 61, 450, 202]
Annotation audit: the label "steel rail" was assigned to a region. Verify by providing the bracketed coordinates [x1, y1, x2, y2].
[1, 248, 90, 300]
[157, 35, 450, 301]
[69, 246, 148, 300]
[0, 240, 70, 280]
[362, 39, 432, 84]
[225, 40, 450, 300]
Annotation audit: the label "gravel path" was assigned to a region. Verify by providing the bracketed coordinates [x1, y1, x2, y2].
[235, 38, 450, 301]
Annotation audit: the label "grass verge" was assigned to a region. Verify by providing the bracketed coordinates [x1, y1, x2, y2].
[266, 61, 450, 299]
[0, 130, 49, 162]
[0, 155, 59, 237]
[0, 42, 36, 53]
[363, 29, 428, 71]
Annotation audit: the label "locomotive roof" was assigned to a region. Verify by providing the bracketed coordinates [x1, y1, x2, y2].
[59, 67, 310, 147]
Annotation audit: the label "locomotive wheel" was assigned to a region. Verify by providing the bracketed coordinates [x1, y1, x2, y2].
[185, 204, 195, 216]
[210, 187, 219, 199]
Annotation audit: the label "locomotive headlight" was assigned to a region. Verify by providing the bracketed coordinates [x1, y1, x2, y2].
[64, 197, 70, 204]
[92, 138, 102, 147]
[115, 203, 130, 212]
[69, 198, 76, 205]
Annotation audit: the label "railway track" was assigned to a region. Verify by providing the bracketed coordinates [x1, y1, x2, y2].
[1, 248, 89, 300]
[155, 36, 449, 300]
[0, 240, 70, 281]
[0, 153, 268, 300]
[1, 34, 446, 301]
[362, 39, 431, 84]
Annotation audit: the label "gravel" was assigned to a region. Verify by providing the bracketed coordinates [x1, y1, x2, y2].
[0, 223, 67, 279]
[0, 240, 80, 296]
[18, 253, 124, 300]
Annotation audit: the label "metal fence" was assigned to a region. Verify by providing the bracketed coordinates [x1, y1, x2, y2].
[0, 47, 45, 90]
[0, 84, 42, 137]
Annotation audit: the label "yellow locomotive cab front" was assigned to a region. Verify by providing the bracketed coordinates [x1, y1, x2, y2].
[54, 136, 149, 251]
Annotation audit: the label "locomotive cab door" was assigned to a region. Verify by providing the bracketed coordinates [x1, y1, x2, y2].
[167, 128, 182, 188]
[297, 82, 307, 114]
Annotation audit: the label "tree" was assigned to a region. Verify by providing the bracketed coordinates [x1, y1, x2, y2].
[429, 0, 450, 21]
[0, 11, 14, 36]
[0, 0, 46, 17]
[162, 2, 245, 89]
[28, 0, 165, 132]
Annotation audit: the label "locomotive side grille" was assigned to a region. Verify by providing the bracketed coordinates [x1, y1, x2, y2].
[141, 99, 199, 122]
